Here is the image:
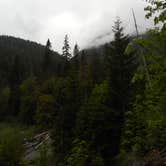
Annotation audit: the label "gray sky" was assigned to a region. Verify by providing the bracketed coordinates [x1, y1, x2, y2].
[0, 0, 153, 53]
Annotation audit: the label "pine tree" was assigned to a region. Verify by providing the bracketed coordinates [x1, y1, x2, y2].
[9, 55, 22, 89]
[73, 43, 79, 57]
[107, 17, 132, 113]
[78, 51, 93, 98]
[62, 35, 71, 60]
[105, 17, 136, 158]
[8, 55, 22, 116]
[76, 81, 112, 165]
[42, 39, 52, 75]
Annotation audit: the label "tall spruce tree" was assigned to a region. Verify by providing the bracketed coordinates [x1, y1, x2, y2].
[42, 39, 52, 76]
[8, 55, 22, 116]
[73, 43, 79, 57]
[108, 17, 132, 113]
[62, 35, 71, 60]
[105, 17, 136, 158]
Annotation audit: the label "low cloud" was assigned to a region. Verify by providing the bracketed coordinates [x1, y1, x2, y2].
[0, 0, 153, 53]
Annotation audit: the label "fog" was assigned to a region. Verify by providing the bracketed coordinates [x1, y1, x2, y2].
[0, 0, 154, 52]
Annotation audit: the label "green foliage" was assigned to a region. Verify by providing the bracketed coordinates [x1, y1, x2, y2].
[76, 81, 112, 163]
[121, 28, 166, 163]
[42, 39, 52, 77]
[78, 52, 94, 99]
[1, 4, 166, 165]
[0, 35, 65, 90]
[36, 94, 56, 129]
[0, 87, 10, 118]
[65, 139, 89, 166]
[19, 77, 39, 125]
[106, 17, 135, 114]
[34, 144, 52, 166]
[104, 18, 136, 162]
[145, 0, 166, 29]
[63, 139, 104, 166]
[0, 126, 25, 166]
[51, 77, 80, 164]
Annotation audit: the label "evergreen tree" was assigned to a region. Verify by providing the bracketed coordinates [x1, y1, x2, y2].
[0, 87, 10, 119]
[42, 39, 52, 76]
[9, 55, 22, 89]
[19, 77, 39, 125]
[68, 43, 80, 79]
[36, 94, 56, 129]
[62, 35, 71, 60]
[107, 17, 134, 114]
[51, 77, 79, 164]
[76, 81, 112, 165]
[105, 17, 136, 158]
[78, 51, 93, 98]
[8, 55, 22, 116]
[73, 43, 79, 57]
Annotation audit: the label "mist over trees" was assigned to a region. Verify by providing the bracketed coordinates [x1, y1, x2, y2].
[0, 0, 166, 165]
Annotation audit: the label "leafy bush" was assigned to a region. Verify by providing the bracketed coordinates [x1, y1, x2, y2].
[0, 126, 25, 166]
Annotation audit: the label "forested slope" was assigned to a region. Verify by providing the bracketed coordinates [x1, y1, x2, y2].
[0, 36, 64, 89]
[0, 1, 166, 165]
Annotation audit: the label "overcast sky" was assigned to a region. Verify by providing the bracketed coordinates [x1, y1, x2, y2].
[0, 0, 153, 53]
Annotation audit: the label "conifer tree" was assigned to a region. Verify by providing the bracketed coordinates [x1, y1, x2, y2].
[62, 35, 71, 60]
[42, 39, 52, 75]
[107, 17, 132, 113]
[73, 43, 79, 57]
[9, 55, 22, 89]
[8, 55, 22, 116]
[105, 17, 136, 158]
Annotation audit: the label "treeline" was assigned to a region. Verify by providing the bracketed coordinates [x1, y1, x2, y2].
[0, 1, 166, 165]
[0, 36, 65, 89]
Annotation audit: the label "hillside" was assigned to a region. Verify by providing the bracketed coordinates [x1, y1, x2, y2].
[0, 1, 166, 165]
[0, 36, 64, 88]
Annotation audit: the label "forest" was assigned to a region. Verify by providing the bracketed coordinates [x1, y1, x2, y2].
[0, 0, 166, 165]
